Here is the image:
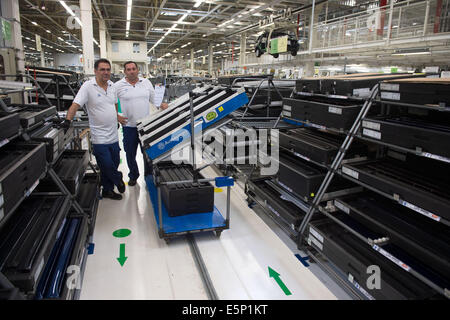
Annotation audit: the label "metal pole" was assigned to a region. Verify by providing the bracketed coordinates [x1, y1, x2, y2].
[308, 0, 316, 54]
[189, 94, 196, 170]
[157, 185, 163, 236]
[386, 0, 395, 44]
[226, 186, 231, 225]
[423, 0, 430, 36]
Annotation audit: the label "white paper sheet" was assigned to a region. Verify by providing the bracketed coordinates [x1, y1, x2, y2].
[154, 85, 165, 107]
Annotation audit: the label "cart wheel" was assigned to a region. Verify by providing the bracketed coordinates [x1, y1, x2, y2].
[215, 231, 222, 238]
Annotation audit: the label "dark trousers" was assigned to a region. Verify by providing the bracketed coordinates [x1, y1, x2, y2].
[92, 142, 122, 192]
[123, 126, 151, 180]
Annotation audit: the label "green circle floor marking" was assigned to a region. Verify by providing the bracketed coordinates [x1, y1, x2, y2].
[113, 229, 131, 238]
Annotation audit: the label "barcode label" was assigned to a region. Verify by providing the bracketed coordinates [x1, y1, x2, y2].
[421, 152, 450, 164]
[372, 245, 411, 272]
[266, 204, 280, 218]
[283, 105, 292, 111]
[381, 91, 401, 101]
[352, 279, 376, 300]
[293, 151, 311, 162]
[309, 123, 327, 130]
[353, 88, 371, 97]
[380, 83, 399, 91]
[328, 106, 342, 115]
[283, 111, 292, 117]
[309, 226, 324, 243]
[29, 118, 35, 126]
[362, 120, 380, 131]
[278, 181, 293, 193]
[399, 200, 441, 222]
[0, 139, 9, 147]
[363, 128, 381, 140]
[308, 235, 323, 251]
[342, 166, 359, 180]
[25, 179, 40, 197]
[334, 200, 350, 214]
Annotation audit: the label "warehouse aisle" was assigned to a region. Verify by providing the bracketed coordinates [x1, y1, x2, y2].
[80, 130, 336, 300]
[80, 130, 208, 300]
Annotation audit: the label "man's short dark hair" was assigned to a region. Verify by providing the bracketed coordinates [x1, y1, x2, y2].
[94, 58, 111, 70]
[124, 61, 138, 70]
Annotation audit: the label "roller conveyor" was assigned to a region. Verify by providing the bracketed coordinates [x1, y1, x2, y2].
[137, 86, 248, 160]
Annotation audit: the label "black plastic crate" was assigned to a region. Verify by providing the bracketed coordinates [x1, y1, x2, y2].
[0, 142, 46, 223]
[74, 173, 100, 232]
[280, 128, 367, 166]
[361, 115, 450, 158]
[0, 195, 70, 294]
[12, 105, 57, 130]
[283, 97, 362, 131]
[38, 150, 89, 195]
[156, 162, 214, 217]
[246, 178, 307, 230]
[380, 78, 450, 106]
[308, 217, 439, 299]
[341, 154, 450, 221]
[334, 192, 450, 281]
[0, 113, 20, 141]
[277, 151, 326, 201]
[29, 123, 64, 163]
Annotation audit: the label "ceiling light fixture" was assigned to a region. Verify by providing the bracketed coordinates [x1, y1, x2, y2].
[126, 0, 132, 37]
[59, 1, 82, 26]
[194, 0, 203, 8]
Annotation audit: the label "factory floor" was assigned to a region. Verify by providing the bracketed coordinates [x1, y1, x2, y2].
[79, 130, 351, 300]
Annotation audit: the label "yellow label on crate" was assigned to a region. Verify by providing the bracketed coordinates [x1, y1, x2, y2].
[214, 188, 223, 193]
[218, 106, 224, 112]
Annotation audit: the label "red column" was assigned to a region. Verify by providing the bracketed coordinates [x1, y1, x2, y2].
[377, 0, 387, 36]
[434, 0, 443, 33]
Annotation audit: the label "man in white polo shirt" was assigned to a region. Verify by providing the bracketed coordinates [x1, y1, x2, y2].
[62, 58, 125, 200]
[114, 61, 168, 186]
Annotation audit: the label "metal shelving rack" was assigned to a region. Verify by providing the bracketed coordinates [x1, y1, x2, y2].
[25, 67, 81, 111]
[243, 79, 450, 299]
[289, 83, 450, 299]
[0, 78, 94, 299]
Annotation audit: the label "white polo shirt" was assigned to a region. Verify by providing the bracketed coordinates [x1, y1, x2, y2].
[114, 77, 156, 128]
[73, 78, 118, 144]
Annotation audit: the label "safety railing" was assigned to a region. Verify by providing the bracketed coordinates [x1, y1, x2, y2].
[309, 0, 450, 51]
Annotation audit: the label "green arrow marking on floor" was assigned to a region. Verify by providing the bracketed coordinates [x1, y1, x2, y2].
[268, 267, 292, 296]
[117, 243, 128, 267]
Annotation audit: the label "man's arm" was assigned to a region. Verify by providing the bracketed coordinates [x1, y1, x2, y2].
[116, 102, 128, 125]
[66, 102, 80, 121]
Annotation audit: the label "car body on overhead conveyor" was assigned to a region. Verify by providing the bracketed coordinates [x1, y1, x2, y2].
[255, 30, 300, 59]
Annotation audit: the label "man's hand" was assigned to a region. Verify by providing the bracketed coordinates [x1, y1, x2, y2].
[160, 103, 169, 110]
[117, 114, 128, 125]
[61, 119, 72, 134]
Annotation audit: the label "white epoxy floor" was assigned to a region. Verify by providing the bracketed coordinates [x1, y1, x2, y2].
[80, 129, 338, 300]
